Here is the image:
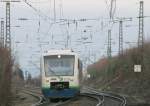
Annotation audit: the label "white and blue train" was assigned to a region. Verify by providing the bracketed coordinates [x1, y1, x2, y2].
[41, 50, 82, 99]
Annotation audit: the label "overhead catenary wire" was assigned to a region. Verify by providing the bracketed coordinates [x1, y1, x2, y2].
[110, 0, 116, 20]
[9, 0, 148, 74]
[22, 0, 55, 22]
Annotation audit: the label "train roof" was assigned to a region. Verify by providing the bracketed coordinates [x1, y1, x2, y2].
[43, 49, 77, 56]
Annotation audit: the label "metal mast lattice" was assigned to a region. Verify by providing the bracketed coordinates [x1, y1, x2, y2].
[138, 1, 144, 48]
[5, 2, 11, 50]
[107, 29, 112, 59]
[0, 21, 4, 47]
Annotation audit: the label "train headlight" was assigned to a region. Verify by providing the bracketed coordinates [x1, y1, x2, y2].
[58, 55, 61, 58]
[46, 80, 49, 83]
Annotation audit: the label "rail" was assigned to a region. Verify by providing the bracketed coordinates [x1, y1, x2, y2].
[22, 87, 126, 106]
[21, 88, 47, 106]
[83, 86, 127, 106]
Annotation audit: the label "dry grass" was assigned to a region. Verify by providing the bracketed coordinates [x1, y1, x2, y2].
[86, 42, 150, 99]
[0, 47, 13, 106]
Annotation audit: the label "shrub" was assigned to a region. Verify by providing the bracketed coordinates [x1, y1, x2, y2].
[0, 48, 13, 106]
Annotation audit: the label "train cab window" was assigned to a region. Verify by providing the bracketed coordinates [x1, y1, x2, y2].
[44, 55, 75, 76]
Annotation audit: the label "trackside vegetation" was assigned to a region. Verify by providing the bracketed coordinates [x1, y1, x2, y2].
[0, 47, 13, 106]
[86, 42, 150, 104]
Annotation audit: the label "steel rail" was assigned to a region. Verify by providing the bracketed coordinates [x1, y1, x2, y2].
[54, 92, 104, 106]
[80, 92, 104, 106]
[83, 87, 127, 106]
[23, 87, 126, 106]
[39, 93, 104, 106]
[21, 89, 47, 106]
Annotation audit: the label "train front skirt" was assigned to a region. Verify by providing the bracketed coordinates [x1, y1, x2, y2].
[42, 87, 79, 98]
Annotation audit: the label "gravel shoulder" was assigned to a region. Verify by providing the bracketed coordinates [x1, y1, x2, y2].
[12, 90, 39, 106]
[57, 96, 98, 106]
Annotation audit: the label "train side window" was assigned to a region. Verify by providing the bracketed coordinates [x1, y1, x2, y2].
[78, 59, 80, 69]
[78, 59, 82, 71]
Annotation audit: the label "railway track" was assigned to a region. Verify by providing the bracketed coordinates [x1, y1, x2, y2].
[21, 88, 70, 106]
[54, 93, 104, 106]
[83, 86, 127, 106]
[21, 88, 47, 106]
[35, 91, 104, 106]
[80, 92, 104, 106]
[21, 87, 126, 106]
[40, 90, 104, 106]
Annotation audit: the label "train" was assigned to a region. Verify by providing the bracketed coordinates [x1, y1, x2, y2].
[41, 49, 83, 99]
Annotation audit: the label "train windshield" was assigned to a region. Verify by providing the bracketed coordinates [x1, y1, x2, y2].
[44, 55, 75, 76]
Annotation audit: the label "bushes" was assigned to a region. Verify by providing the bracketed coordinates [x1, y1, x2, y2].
[87, 42, 150, 96]
[0, 48, 13, 106]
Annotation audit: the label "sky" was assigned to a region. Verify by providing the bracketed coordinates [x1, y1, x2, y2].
[0, 0, 150, 77]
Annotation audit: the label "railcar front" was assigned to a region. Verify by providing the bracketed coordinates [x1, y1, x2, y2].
[41, 51, 81, 99]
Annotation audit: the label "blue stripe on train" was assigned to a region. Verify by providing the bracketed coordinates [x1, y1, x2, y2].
[42, 88, 79, 98]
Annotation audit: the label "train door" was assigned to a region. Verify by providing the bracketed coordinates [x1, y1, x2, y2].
[78, 59, 83, 85]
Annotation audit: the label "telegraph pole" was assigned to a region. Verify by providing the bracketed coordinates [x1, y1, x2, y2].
[0, 20, 4, 48]
[0, 0, 20, 50]
[107, 29, 112, 59]
[135, 1, 144, 94]
[136, 1, 144, 74]
[65, 34, 69, 49]
[25, 71, 28, 86]
[113, 17, 132, 56]
[54, 0, 56, 22]
[106, 29, 112, 82]
[5, 2, 11, 50]
[138, 1, 144, 49]
[119, 20, 123, 56]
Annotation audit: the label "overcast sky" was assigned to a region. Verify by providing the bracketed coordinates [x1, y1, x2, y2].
[0, 0, 149, 77]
